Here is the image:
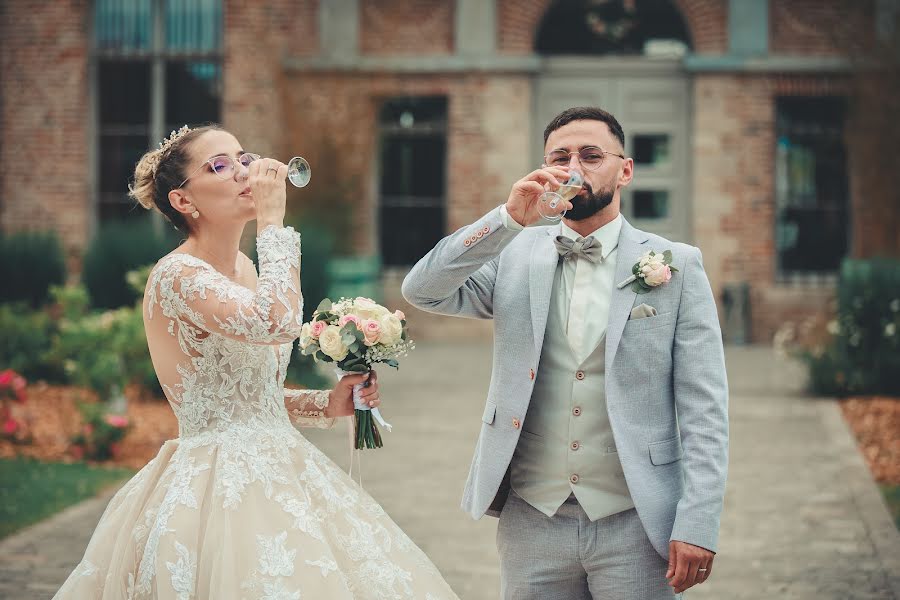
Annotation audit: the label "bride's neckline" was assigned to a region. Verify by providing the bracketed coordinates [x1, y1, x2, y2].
[163, 251, 256, 291]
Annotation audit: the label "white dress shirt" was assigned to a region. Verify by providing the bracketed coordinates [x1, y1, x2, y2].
[500, 206, 622, 360]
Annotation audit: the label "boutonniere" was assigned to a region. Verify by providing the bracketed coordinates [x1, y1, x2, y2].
[616, 250, 679, 294]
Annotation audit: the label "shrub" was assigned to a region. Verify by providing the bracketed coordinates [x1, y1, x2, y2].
[0, 303, 64, 383]
[82, 218, 179, 309]
[69, 402, 131, 461]
[0, 230, 66, 307]
[801, 258, 900, 396]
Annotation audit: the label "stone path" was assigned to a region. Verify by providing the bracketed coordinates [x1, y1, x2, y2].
[1, 344, 897, 599]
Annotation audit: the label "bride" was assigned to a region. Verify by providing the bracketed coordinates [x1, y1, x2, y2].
[54, 125, 459, 599]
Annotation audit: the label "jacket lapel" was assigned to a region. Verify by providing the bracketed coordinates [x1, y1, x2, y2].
[605, 218, 649, 370]
[530, 226, 561, 360]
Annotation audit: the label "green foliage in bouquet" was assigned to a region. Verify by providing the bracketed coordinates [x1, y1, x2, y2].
[82, 218, 178, 309]
[802, 257, 900, 396]
[0, 230, 67, 308]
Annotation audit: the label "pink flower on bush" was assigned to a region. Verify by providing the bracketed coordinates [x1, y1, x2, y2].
[339, 314, 362, 330]
[110, 443, 122, 459]
[83, 424, 94, 436]
[104, 414, 129, 428]
[3, 418, 19, 435]
[0, 370, 13, 387]
[310, 320, 328, 338]
[70, 445, 85, 460]
[362, 319, 383, 346]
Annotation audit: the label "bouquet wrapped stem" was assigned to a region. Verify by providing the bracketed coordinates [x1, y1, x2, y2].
[335, 367, 387, 450]
[302, 297, 415, 450]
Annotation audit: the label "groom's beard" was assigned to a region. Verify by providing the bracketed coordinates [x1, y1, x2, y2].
[565, 181, 614, 221]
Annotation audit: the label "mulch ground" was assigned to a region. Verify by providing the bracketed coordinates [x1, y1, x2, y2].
[0, 383, 177, 470]
[839, 396, 900, 484]
[3, 385, 898, 485]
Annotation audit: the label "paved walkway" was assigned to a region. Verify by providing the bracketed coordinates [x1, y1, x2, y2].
[1, 344, 898, 599]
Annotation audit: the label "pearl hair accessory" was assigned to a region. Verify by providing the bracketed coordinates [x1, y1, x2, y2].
[149, 125, 193, 175]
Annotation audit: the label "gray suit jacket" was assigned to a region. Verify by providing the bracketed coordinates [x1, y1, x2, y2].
[401, 207, 729, 558]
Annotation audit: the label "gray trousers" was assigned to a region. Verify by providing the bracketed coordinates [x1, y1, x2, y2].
[497, 491, 682, 600]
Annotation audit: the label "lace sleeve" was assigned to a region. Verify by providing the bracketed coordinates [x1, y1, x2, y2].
[147, 225, 304, 346]
[284, 388, 336, 429]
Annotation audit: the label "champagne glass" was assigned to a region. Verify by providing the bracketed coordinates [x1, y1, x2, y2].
[287, 156, 311, 187]
[537, 168, 584, 222]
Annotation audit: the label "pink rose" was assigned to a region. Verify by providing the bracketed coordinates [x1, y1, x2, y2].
[2, 418, 19, 435]
[394, 309, 406, 321]
[339, 314, 362, 330]
[104, 414, 129, 428]
[0, 370, 13, 387]
[83, 424, 94, 436]
[362, 319, 383, 346]
[11, 375, 26, 392]
[642, 263, 672, 287]
[310, 320, 328, 338]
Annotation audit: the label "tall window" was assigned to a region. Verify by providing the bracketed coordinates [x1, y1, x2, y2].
[775, 97, 849, 279]
[377, 97, 447, 267]
[93, 0, 223, 221]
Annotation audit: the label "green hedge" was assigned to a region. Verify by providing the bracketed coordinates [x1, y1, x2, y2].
[804, 257, 900, 396]
[82, 218, 179, 309]
[0, 230, 67, 308]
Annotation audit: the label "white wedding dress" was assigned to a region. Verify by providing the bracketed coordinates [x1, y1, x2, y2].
[54, 225, 458, 599]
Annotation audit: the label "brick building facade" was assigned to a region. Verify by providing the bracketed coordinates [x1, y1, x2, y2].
[2, 0, 898, 342]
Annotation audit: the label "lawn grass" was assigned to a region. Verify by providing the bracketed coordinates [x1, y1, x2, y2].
[880, 483, 900, 530]
[0, 456, 133, 539]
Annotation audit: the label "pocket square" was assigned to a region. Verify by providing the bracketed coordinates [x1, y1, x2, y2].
[629, 303, 658, 320]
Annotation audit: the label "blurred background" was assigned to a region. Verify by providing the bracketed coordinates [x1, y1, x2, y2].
[0, 1, 898, 598]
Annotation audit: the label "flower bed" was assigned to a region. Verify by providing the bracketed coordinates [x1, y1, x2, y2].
[0, 383, 176, 470]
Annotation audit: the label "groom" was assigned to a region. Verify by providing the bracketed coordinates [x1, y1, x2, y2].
[402, 107, 728, 599]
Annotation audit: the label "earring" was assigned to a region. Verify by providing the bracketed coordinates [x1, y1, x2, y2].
[191, 210, 200, 219]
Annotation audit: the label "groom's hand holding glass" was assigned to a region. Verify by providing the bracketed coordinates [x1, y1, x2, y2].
[504, 165, 573, 226]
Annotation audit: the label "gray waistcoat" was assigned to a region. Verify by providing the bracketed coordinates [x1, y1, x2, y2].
[510, 261, 634, 521]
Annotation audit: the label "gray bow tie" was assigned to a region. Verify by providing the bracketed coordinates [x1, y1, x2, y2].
[554, 235, 603, 263]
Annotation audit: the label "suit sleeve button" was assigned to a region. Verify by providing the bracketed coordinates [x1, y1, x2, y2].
[512, 418, 520, 429]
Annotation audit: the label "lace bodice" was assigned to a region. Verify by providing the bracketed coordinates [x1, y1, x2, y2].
[144, 225, 333, 436]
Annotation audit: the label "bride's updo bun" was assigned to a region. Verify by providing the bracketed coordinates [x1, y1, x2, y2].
[128, 124, 222, 233]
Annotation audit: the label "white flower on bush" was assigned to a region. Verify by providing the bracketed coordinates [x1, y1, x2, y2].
[378, 313, 404, 345]
[886, 323, 897, 338]
[826, 320, 840, 335]
[318, 325, 349, 361]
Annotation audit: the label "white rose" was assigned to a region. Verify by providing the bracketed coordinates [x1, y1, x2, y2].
[318, 325, 349, 361]
[298, 323, 313, 350]
[353, 297, 389, 320]
[379, 314, 403, 345]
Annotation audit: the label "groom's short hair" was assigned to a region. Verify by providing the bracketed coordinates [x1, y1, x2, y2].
[543, 107, 625, 149]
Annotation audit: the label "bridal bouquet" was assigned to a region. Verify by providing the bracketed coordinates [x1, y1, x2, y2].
[299, 297, 414, 449]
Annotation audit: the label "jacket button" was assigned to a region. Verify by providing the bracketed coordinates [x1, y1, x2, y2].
[464, 239, 471, 247]
[570, 474, 580, 484]
[575, 370, 585, 380]
[476, 230, 484, 239]
[529, 368, 535, 380]
[571, 441, 580, 451]
[512, 418, 520, 429]
[572, 406, 582, 416]
[482, 225, 490, 234]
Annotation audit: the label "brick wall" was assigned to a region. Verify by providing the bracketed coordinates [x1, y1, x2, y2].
[691, 73, 859, 342]
[771, 0, 875, 56]
[360, 0, 454, 55]
[497, 0, 728, 55]
[0, 0, 90, 269]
